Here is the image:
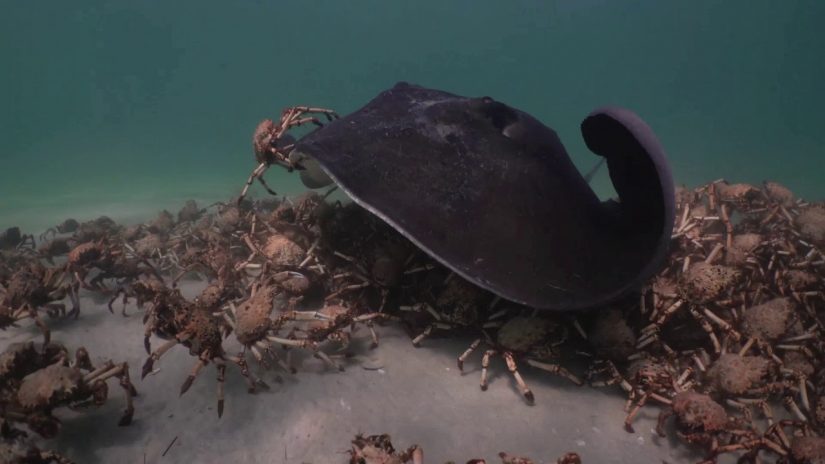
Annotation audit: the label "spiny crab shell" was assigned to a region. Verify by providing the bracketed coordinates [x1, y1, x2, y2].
[788, 436, 825, 463]
[234, 284, 276, 346]
[197, 282, 235, 310]
[714, 182, 763, 206]
[678, 262, 741, 304]
[815, 395, 825, 425]
[763, 181, 795, 206]
[705, 353, 775, 396]
[369, 241, 410, 287]
[0, 342, 67, 387]
[670, 391, 728, 432]
[252, 119, 276, 164]
[740, 297, 795, 343]
[67, 241, 103, 266]
[497, 316, 560, 353]
[262, 235, 305, 266]
[587, 309, 636, 362]
[724, 233, 762, 265]
[133, 234, 164, 256]
[272, 271, 311, 296]
[184, 310, 224, 356]
[782, 269, 819, 291]
[17, 364, 83, 410]
[0, 342, 41, 378]
[149, 210, 175, 234]
[348, 433, 419, 464]
[795, 205, 825, 247]
[434, 277, 488, 325]
[626, 358, 673, 385]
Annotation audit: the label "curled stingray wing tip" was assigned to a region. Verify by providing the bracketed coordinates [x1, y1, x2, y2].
[583, 106, 673, 181]
[581, 106, 677, 282]
[581, 106, 675, 207]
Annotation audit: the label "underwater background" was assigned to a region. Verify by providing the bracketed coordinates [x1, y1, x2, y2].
[2, 0, 823, 233]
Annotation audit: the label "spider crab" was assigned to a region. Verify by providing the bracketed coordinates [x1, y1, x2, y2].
[2, 345, 136, 438]
[238, 106, 339, 204]
[140, 281, 264, 417]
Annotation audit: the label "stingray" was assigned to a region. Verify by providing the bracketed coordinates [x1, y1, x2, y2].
[287, 82, 675, 310]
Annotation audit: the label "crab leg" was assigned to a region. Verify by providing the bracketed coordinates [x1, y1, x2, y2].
[227, 352, 270, 393]
[143, 311, 157, 354]
[255, 339, 295, 373]
[457, 338, 481, 371]
[28, 305, 51, 346]
[83, 361, 115, 383]
[504, 352, 534, 403]
[85, 361, 136, 426]
[117, 363, 137, 426]
[266, 335, 343, 371]
[67, 283, 81, 319]
[411, 325, 433, 347]
[142, 338, 180, 378]
[365, 320, 379, 349]
[215, 359, 227, 418]
[239, 162, 271, 204]
[180, 355, 208, 396]
[313, 350, 343, 371]
[525, 359, 583, 386]
[623, 391, 650, 433]
[480, 349, 497, 391]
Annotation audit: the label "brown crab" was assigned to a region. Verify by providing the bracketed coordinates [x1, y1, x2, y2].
[704, 353, 779, 398]
[618, 357, 687, 433]
[739, 297, 796, 346]
[285, 303, 388, 354]
[407, 276, 494, 347]
[780, 435, 825, 464]
[177, 200, 203, 223]
[240, 232, 307, 269]
[0, 342, 69, 398]
[141, 283, 259, 416]
[0, 228, 35, 251]
[497, 452, 583, 464]
[0, 263, 73, 343]
[656, 391, 774, 463]
[0, 436, 75, 464]
[457, 313, 582, 403]
[69, 216, 121, 243]
[795, 205, 825, 248]
[348, 433, 422, 464]
[7, 347, 136, 438]
[228, 269, 385, 373]
[239, 106, 339, 205]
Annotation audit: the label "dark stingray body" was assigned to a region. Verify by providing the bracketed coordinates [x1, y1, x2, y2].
[292, 82, 675, 310]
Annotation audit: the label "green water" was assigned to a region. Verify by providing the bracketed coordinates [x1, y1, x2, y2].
[2, 1, 823, 233]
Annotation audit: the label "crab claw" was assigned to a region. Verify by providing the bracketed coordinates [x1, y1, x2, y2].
[141, 358, 154, 379]
[180, 376, 195, 396]
[118, 408, 134, 427]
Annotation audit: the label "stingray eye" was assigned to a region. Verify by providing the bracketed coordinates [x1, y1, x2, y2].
[482, 100, 518, 132]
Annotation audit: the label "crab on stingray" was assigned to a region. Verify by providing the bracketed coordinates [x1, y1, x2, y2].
[254, 82, 675, 310]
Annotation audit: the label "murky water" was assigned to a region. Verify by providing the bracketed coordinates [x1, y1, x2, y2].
[2, 2, 824, 463]
[2, 1, 824, 233]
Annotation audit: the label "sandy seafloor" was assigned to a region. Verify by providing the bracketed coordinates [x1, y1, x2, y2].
[0, 279, 723, 464]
